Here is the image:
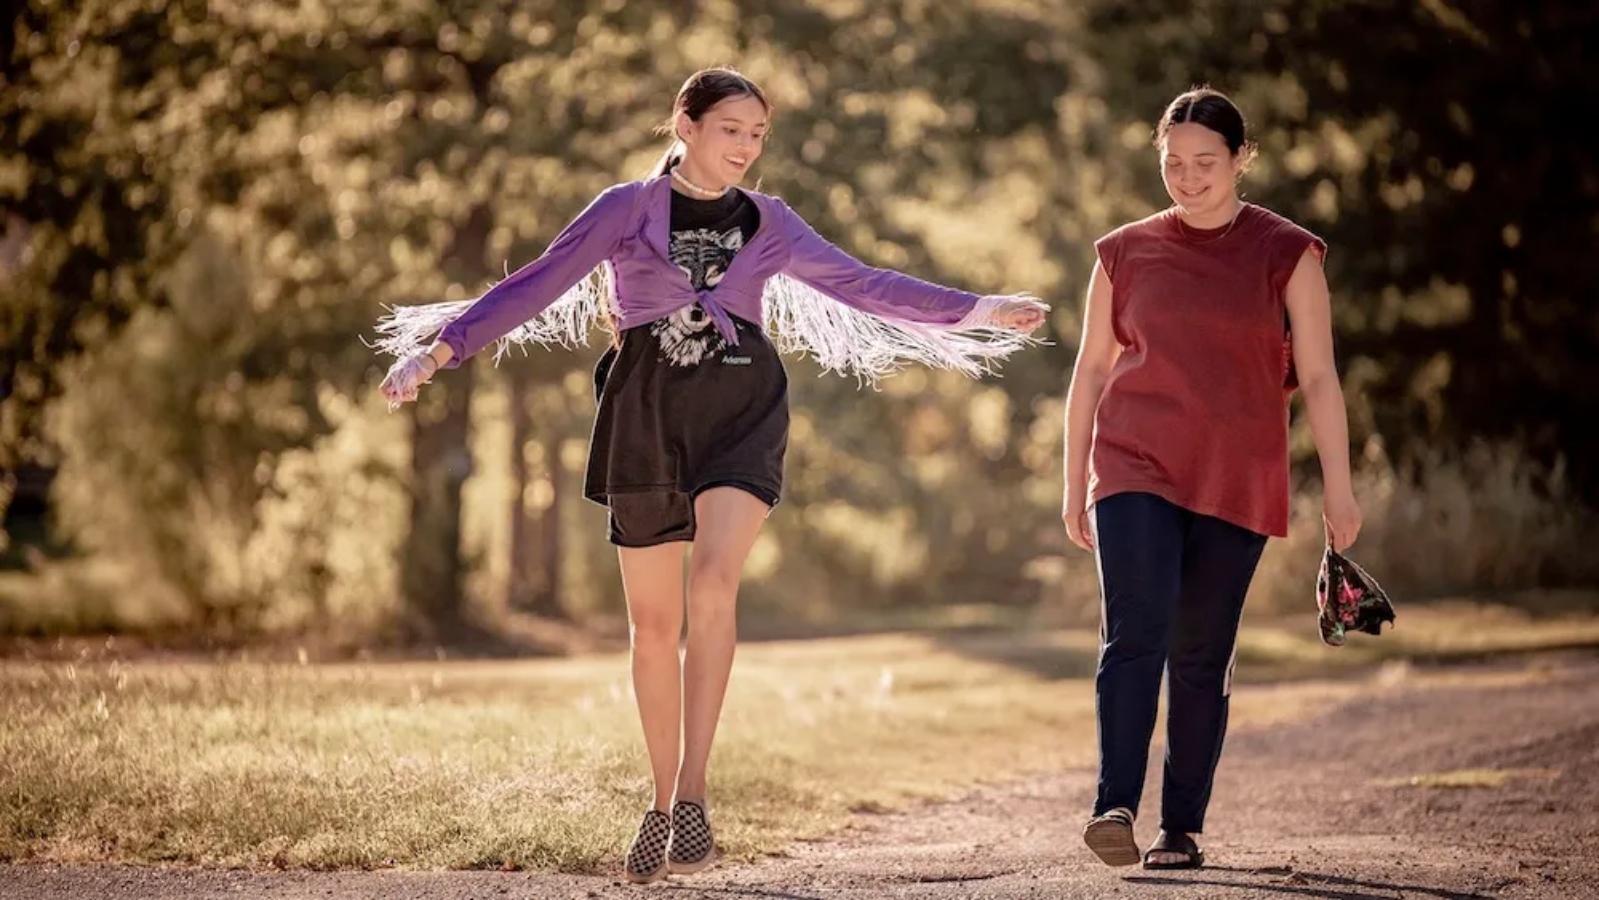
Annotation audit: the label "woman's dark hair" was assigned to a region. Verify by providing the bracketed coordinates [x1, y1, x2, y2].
[596, 69, 771, 345]
[1153, 86, 1257, 169]
[649, 67, 771, 177]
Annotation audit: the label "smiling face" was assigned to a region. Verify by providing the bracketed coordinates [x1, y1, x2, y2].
[1160, 121, 1242, 220]
[677, 94, 769, 189]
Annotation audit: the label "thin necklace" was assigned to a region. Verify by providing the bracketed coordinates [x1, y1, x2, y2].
[671, 166, 729, 199]
[1175, 200, 1244, 244]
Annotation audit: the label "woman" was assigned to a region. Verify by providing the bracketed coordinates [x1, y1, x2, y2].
[376, 67, 1047, 883]
[1062, 87, 1362, 870]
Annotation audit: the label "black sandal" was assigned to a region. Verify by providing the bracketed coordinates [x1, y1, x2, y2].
[1082, 807, 1140, 867]
[1142, 829, 1204, 870]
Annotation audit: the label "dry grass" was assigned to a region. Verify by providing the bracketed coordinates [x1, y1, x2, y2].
[1370, 768, 1563, 790]
[0, 635, 1102, 871]
[1230, 598, 1599, 676]
[5, 603, 1597, 873]
[1248, 441, 1597, 616]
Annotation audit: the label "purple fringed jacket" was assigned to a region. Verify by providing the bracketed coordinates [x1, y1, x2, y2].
[374, 174, 1029, 382]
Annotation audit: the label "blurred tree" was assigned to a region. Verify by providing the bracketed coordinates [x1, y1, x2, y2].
[40, 0, 677, 640]
[1083, 0, 1599, 503]
[504, 352, 573, 620]
[27, 0, 1591, 640]
[505, 368, 558, 617]
[739, 0, 1081, 608]
[5, 0, 1096, 633]
[0, 1, 205, 547]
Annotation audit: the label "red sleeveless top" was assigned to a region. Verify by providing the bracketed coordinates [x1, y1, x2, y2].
[1089, 203, 1326, 537]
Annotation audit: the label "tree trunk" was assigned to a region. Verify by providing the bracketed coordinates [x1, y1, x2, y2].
[400, 360, 475, 643]
[505, 370, 565, 619]
[398, 203, 494, 644]
[537, 436, 564, 615]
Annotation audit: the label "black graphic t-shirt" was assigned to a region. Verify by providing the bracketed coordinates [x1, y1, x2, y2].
[670, 188, 759, 288]
[650, 188, 761, 366]
[585, 182, 789, 517]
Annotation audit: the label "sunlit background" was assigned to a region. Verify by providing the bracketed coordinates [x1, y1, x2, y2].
[3, 0, 1595, 652]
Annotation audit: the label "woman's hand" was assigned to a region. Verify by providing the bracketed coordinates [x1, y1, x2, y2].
[1063, 504, 1095, 552]
[1323, 485, 1363, 552]
[988, 294, 1050, 332]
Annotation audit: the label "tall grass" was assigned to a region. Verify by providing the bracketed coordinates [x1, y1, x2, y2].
[1249, 441, 1597, 616]
[1049, 441, 1597, 623]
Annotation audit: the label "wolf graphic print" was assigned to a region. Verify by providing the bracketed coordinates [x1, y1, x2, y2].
[652, 225, 744, 366]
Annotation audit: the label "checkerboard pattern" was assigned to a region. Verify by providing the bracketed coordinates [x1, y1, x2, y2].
[624, 810, 671, 883]
[668, 800, 715, 870]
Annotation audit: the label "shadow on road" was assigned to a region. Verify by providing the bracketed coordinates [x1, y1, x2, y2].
[1130, 866, 1498, 900]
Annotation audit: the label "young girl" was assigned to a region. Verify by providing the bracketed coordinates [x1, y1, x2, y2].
[376, 67, 1047, 883]
[1063, 87, 1362, 871]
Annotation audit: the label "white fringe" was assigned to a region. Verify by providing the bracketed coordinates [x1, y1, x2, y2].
[762, 274, 1040, 385]
[368, 265, 1038, 384]
[368, 263, 616, 363]
[492, 262, 615, 362]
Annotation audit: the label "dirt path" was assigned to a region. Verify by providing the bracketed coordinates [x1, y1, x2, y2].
[7, 653, 1597, 900]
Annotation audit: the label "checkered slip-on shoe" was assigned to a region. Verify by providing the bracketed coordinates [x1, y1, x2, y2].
[667, 799, 717, 874]
[624, 809, 671, 884]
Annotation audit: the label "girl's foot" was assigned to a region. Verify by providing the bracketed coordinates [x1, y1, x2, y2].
[624, 809, 672, 884]
[667, 799, 717, 874]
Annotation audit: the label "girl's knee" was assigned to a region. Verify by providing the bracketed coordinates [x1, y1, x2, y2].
[630, 609, 683, 648]
[687, 556, 742, 600]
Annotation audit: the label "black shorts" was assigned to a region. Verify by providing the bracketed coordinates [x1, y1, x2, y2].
[584, 307, 788, 547]
[603, 481, 779, 547]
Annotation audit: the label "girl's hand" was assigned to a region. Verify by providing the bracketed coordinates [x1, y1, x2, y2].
[380, 352, 438, 409]
[987, 294, 1050, 332]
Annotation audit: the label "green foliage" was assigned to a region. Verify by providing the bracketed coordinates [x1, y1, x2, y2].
[4, 0, 1596, 640]
[1081, 0, 1599, 500]
[44, 230, 410, 636]
[1, 0, 201, 470]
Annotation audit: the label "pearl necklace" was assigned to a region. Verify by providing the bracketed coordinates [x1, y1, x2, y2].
[671, 166, 730, 200]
